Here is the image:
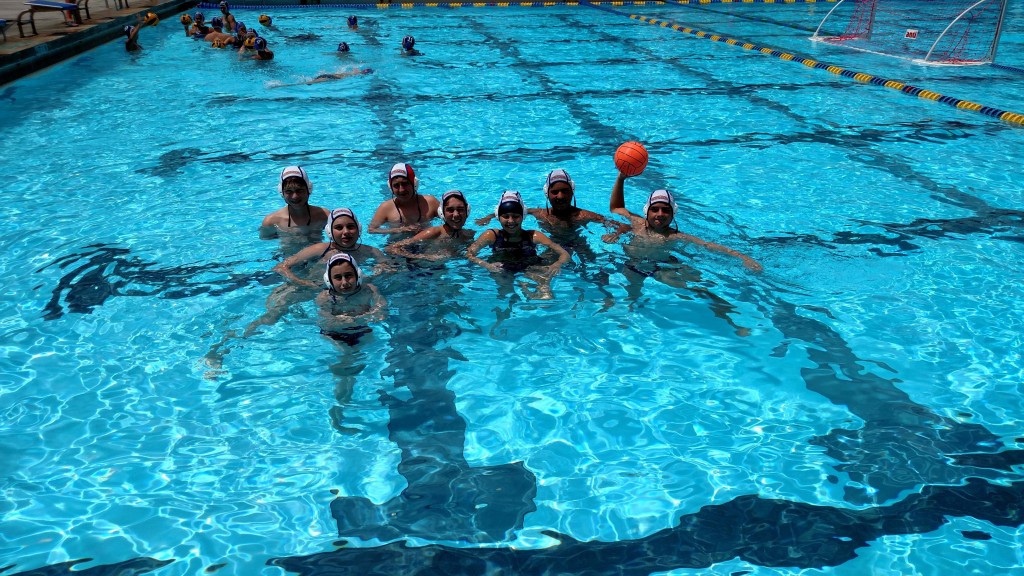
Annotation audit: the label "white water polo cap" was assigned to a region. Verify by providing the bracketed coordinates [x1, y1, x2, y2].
[438, 189, 471, 219]
[325, 207, 361, 241]
[279, 166, 313, 194]
[543, 168, 575, 194]
[323, 252, 363, 288]
[494, 190, 525, 218]
[388, 163, 418, 191]
[643, 189, 678, 217]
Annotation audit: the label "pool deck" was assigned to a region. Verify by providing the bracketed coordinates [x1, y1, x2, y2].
[0, 0, 195, 84]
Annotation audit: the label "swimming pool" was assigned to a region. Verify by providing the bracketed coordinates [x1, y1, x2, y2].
[2, 2, 1024, 574]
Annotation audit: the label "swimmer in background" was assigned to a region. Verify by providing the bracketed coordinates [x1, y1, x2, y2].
[316, 253, 387, 345]
[270, 67, 373, 88]
[219, 1, 237, 35]
[188, 12, 211, 38]
[347, 15, 358, 30]
[249, 37, 274, 60]
[260, 166, 331, 240]
[368, 163, 440, 236]
[276, 208, 389, 288]
[334, 41, 351, 56]
[476, 168, 630, 245]
[237, 30, 259, 55]
[467, 190, 570, 300]
[124, 14, 155, 52]
[400, 35, 422, 56]
[386, 190, 476, 261]
[203, 17, 232, 44]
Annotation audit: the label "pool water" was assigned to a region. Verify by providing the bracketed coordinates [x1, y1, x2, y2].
[2, 2, 1024, 575]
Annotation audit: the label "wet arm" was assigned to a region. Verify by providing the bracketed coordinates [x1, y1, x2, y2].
[534, 231, 570, 273]
[273, 244, 324, 287]
[682, 233, 763, 273]
[467, 230, 502, 273]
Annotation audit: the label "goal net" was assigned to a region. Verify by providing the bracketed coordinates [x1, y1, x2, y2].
[811, 0, 1010, 65]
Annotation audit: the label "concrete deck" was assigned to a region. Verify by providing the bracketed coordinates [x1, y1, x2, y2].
[0, 0, 195, 84]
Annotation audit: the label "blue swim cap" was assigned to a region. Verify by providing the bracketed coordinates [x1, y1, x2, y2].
[219, 1, 228, 9]
[337, 41, 349, 52]
[211, 16, 223, 28]
[362, 67, 374, 74]
[193, 11, 204, 23]
[347, 15, 357, 26]
[402, 35, 415, 51]
[254, 37, 267, 51]
[123, 24, 134, 36]
[235, 21, 245, 33]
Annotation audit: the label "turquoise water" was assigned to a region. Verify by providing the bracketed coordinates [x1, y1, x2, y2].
[2, 3, 1024, 575]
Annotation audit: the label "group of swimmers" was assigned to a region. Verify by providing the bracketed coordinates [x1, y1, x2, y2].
[171, 2, 276, 59]
[126, 5, 422, 75]
[256, 162, 763, 341]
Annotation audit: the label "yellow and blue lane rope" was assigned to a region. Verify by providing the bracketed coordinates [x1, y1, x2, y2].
[584, 3, 1024, 127]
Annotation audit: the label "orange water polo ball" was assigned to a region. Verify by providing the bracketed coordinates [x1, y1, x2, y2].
[614, 141, 648, 177]
[146, 12, 159, 25]
[180, 13, 191, 25]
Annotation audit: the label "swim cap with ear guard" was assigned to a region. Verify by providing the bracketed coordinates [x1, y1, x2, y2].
[324, 252, 363, 289]
[388, 163, 418, 192]
[325, 207, 361, 243]
[642, 189, 678, 218]
[494, 190, 525, 218]
[279, 166, 313, 194]
[543, 168, 575, 194]
[438, 190, 470, 219]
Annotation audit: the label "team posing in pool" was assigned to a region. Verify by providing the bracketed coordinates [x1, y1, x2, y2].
[258, 161, 763, 341]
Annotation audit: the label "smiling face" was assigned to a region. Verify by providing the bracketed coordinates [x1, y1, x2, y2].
[546, 181, 574, 211]
[328, 261, 359, 294]
[389, 176, 415, 201]
[442, 197, 468, 229]
[280, 177, 310, 207]
[498, 211, 523, 234]
[330, 215, 360, 248]
[646, 202, 673, 231]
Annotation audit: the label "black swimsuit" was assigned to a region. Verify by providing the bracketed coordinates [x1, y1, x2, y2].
[491, 229, 540, 272]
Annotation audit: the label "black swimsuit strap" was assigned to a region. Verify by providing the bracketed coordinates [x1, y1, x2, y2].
[287, 204, 312, 227]
[393, 195, 425, 225]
